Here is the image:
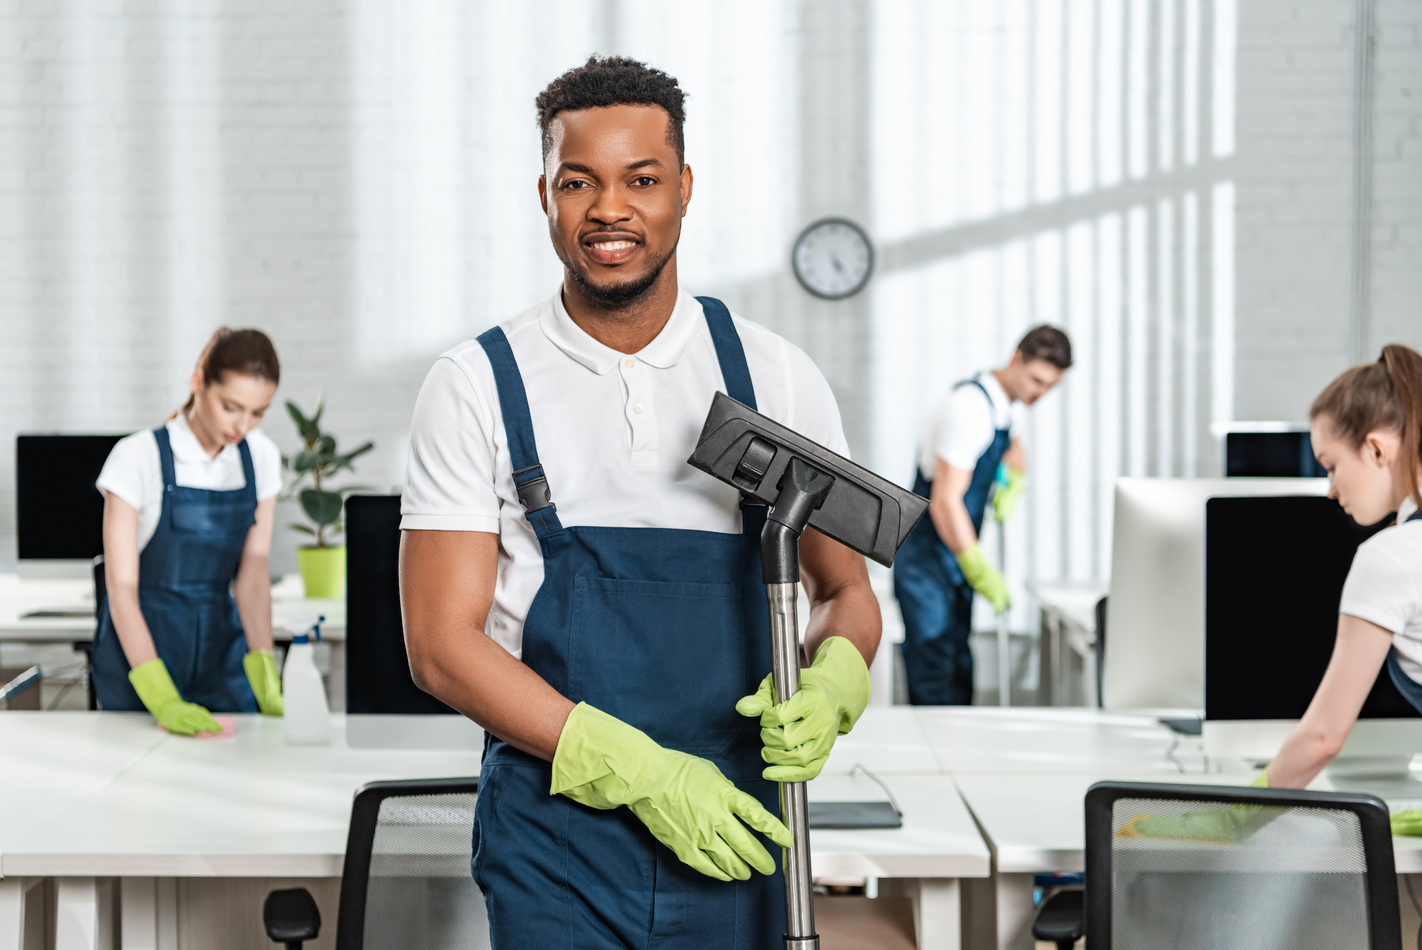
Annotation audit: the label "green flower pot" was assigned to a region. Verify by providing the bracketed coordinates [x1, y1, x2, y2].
[297, 545, 347, 600]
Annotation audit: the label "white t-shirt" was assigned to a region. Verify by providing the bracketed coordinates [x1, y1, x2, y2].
[95, 414, 283, 551]
[1339, 496, 1422, 681]
[917, 371, 1024, 480]
[401, 289, 849, 658]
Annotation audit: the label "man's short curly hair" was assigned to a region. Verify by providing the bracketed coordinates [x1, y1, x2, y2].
[535, 56, 687, 166]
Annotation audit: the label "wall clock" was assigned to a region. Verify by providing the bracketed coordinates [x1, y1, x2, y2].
[791, 217, 874, 300]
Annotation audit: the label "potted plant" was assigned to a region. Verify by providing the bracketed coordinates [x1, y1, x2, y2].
[283, 396, 374, 599]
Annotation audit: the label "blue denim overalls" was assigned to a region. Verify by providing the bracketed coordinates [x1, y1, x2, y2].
[470, 297, 784, 948]
[1383, 510, 1422, 711]
[893, 378, 1012, 705]
[91, 428, 259, 712]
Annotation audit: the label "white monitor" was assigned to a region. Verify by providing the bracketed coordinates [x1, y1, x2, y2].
[1103, 477, 1328, 710]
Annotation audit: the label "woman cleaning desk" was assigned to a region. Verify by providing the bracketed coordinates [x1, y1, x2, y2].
[89, 328, 286, 734]
[1262, 344, 1422, 792]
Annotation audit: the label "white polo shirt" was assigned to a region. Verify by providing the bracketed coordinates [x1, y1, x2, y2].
[1340, 496, 1422, 681]
[95, 414, 283, 551]
[917, 371, 1024, 480]
[401, 289, 849, 658]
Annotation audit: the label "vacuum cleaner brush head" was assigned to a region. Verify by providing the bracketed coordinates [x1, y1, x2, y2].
[688, 392, 929, 566]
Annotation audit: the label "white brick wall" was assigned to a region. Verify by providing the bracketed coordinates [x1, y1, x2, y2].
[1, 0, 1417, 589]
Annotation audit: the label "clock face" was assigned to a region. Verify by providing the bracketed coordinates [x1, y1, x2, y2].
[791, 218, 874, 300]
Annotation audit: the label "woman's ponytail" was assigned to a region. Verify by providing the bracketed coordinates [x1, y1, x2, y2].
[167, 328, 281, 423]
[1380, 344, 1422, 510]
[1311, 342, 1422, 510]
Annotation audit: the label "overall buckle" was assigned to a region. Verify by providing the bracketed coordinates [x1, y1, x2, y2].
[513, 465, 555, 513]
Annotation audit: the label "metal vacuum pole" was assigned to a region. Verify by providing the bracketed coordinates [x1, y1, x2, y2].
[759, 459, 831, 950]
[767, 582, 817, 949]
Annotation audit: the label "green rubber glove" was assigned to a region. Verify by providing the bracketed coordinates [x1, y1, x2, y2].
[551, 702, 793, 882]
[129, 658, 222, 736]
[993, 468, 1027, 523]
[956, 543, 1012, 612]
[1116, 771, 1274, 843]
[243, 650, 284, 716]
[1391, 809, 1422, 835]
[735, 637, 871, 783]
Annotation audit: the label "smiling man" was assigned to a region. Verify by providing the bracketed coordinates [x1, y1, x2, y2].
[398, 57, 880, 948]
[892, 326, 1072, 706]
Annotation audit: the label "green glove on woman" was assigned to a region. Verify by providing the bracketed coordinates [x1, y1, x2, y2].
[735, 636, 871, 783]
[957, 543, 1012, 612]
[993, 468, 1027, 523]
[1116, 771, 1274, 843]
[551, 702, 793, 882]
[243, 650, 284, 716]
[129, 658, 222, 736]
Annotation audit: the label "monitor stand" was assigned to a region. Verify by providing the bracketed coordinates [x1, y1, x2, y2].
[1325, 756, 1422, 800]
[17, 559, 95, 582]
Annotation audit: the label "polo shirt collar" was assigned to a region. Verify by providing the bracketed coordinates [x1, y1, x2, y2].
[541, 289, 701, 375]
[167, 413, 235, 464]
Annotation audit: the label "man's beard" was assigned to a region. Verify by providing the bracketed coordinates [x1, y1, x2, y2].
[564, 241, 676, 308]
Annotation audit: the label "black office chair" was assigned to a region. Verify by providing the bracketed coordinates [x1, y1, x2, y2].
[1033, 780, 1403, 950]
[264, 777, 488, 949]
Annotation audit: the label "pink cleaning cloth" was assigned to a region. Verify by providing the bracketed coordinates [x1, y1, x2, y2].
[161, 715, 236, 738]
[196, 716, 237, 739]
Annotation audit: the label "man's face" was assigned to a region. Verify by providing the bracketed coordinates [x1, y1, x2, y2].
[1012, 356, 1065, 405]
[539, 104, 692, 307]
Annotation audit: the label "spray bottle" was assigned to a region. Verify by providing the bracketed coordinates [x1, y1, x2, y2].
[283, 616, 331, 746]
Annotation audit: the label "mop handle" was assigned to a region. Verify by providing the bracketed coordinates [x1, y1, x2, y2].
[767, 582, 819, 950]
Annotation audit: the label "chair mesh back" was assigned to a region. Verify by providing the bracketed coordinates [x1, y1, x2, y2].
[1109, 796, 1372, 950]
[361, 792, 489, 949]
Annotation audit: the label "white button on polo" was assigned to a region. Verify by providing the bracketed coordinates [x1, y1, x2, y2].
[625, 358, 636, 369]
[633, 404, 644, 415]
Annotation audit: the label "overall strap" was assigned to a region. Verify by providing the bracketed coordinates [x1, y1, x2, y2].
[153, 428, 177, 487]
[697, 296, 758, 411]
[477, 326, 564, 537]
[237, 439, 257, 502]
[955, 377, 1008, 433]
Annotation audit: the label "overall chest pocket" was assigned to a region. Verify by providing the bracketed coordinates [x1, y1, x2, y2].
[568, 576, 750, 757]
[170, 497, 255, 537]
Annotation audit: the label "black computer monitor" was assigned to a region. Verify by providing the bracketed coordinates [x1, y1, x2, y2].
[1205, 496, 1406, 723]
[1224, 431, 1326, 478]
[16, 434, 125, 575]
[344, 494, 455, 716]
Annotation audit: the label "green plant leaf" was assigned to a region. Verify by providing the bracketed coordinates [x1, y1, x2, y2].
[299, 488, 344, 527]
[288, 523, 317, 536]
[293, 449, 320, 473]
[311, 393, 325, 428]
[332, 441, 375, 473]
[285, 400, 320, 445]
[315, 435, 337, 459]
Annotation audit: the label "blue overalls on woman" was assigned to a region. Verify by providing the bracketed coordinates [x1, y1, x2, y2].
[92, 430, 260, 712]
[91, 327, 286, 734]
[470, 299, 784, 948]
[893, 379, 1010, 706]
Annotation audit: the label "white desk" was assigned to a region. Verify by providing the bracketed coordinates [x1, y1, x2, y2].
[809, 773, 989, 949]
[916, 706, 1187, 775]
[1, 712, 981, 950]
[822, 706, 938, 776]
